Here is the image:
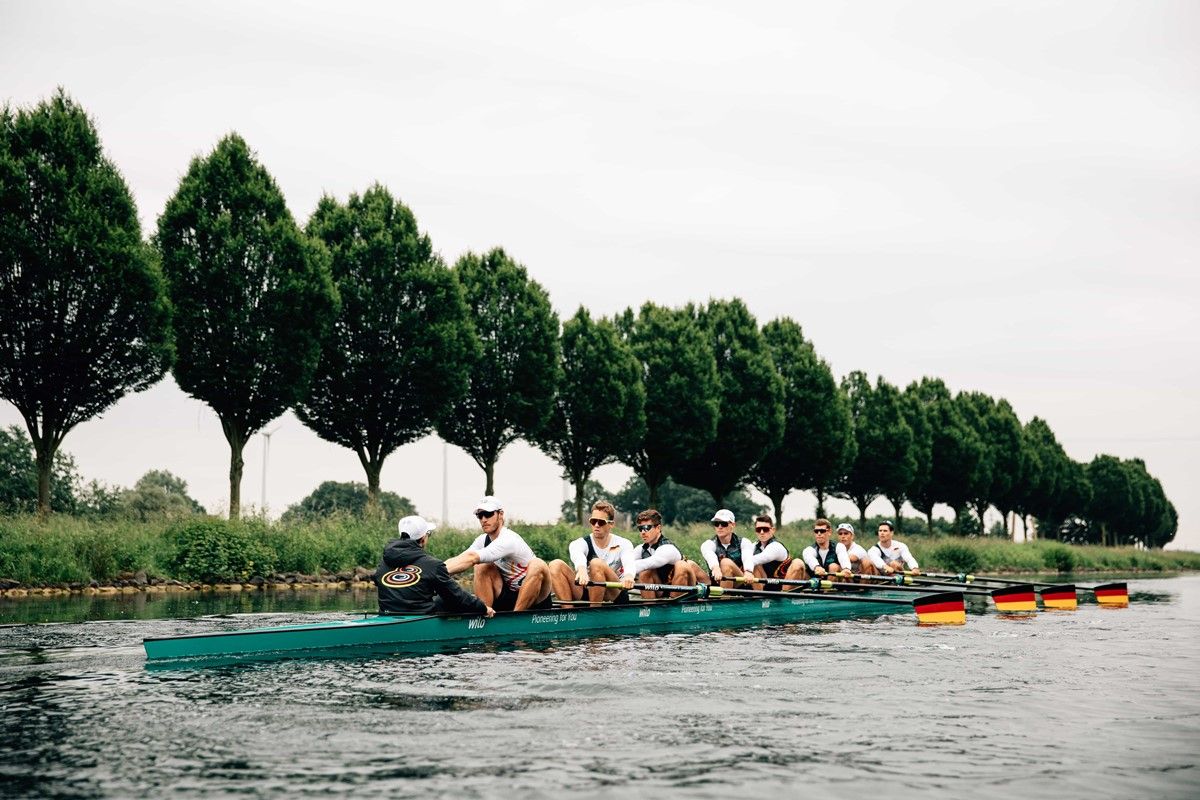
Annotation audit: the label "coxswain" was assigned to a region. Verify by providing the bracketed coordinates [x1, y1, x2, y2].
[836, 522, 872, 575]
[742, 514, 805, 588]
[548, 500, 634, 604]
[445, 496, 553, 611]
[375, 515, 495, 618]
[621, 508, 695, 598]
[868, 520, 920, 575]
[699, 508, 749, 586]
[800, 518, 852, 579]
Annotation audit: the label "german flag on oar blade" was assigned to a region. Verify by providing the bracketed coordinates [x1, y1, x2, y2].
[991, 584, 1038, 612]
[913, 591, 966, 625]
[1093, 582, 1129, 608]
[1040, 584, 1078, 611]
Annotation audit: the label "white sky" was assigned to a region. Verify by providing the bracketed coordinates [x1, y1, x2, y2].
[2, 1, 1197, 548]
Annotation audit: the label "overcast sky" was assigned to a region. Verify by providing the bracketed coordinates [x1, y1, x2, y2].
[2, 1, 1197, 549]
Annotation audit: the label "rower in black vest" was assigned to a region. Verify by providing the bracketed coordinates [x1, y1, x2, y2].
[752, 536, 789, 578]
[701, 508, 748, 585]
[622, 509, 696, 598]
[800, 519, 852, 579]
[745, 515, 809, 590]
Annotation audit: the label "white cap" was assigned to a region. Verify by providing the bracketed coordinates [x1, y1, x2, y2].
[474, 496, 503, 514]
[398, 515, 436, 540]
[711, 508, 735, 523]
[836, 523, 854, 533]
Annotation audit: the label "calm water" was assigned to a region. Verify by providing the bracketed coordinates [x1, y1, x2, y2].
[1, 576, 1198, 799]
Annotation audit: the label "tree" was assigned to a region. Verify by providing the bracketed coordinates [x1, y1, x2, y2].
[612, 476, 767, 526]
[437, 248, 559, 495]
[673, 300, 784, 506]
[0, 425, 79, 513]
[282, 480, 415, 521]
[0, 91, 173, 514]
[1084, 455, 1132, 547]
[118, 469, 206, 520]
[617, 303, 719, 507]
[155, 134, 338, 519]
[534, 309, 645, 523]
[958, 392, 1024, 536]
[907, 378, 985, 533]
[749, 318, 855, 525]
[834, 373, 915, 530]
[1017, 417, 1065, 540]
[296, 185, 476, 514]
[888, 385, 931, 533]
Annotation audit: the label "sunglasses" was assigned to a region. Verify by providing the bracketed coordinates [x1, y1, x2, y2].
[754, 527, 771, 534]
[636, 524, 656, 532]
[588, 518, 611, 527]
[813, 527, 830, 534]
[475, 510, 498, 520]
[712, 520, 732, 528]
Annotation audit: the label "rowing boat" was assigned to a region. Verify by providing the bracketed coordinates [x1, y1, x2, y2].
[143, 588, 956, 665]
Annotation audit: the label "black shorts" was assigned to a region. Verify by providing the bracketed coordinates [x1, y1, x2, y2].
[495, 583, 553, 612]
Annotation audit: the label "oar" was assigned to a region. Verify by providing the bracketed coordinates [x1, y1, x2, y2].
[729, 574, 995, 598]
[589, 582, 966, 625]
[729, 574, 1044, 613]
[912, 571, 1125, 609]
[856, 573, 1056, 612]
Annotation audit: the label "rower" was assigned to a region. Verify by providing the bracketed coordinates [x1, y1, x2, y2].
[375, 515, 495, 618]
[868, 520, 920, 575]
[548, 500, 633, 604]
[445, 496, 553, 611]
[621, 508, 695, 598]
[699, 508, 748, 586]
[742, 514, 804, 588]
[800, 518, 852, 579]
[836, 522, 872, 575]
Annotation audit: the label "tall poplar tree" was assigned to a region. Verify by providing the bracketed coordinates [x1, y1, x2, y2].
[296, 185, 476, 514]
[834, 372, 915, 530]
[673, 299, 784, 506]
[155, 134, 338, 519]
[907, 377, 985, 533]
[0, 91, 172, 514]
[617, 303, 719, 508]
[749, 318, 854, 524]
[534, 308, 646, 523]
[887, 386, 931, 533]
[436, 248, 559, 495]
[958, 392, 1023, 535]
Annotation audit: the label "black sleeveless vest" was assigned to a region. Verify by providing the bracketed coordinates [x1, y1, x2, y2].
[641, 534, 679, 584]
[754, 537, 789, 578]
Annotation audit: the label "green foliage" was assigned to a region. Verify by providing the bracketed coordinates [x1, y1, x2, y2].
[907, 378, 986, 533]
[835, 373, 915, 527]
[616, 303, 719, 506]
[749, 318, 855, 524]
[1041, 543, 1077, 573]
[0, 426, 80, 513]
[436, 248, 559, 494]
[534, 308, 646, 523]
[673, 300, 784, 504]
[117, 469, 205, 520]
[928, 542, 981, 574]
[155, 133, 339, 518]
[281, 481, 415, 522]
[0, 90, 173, 513]
[611, 476, 766, 526]
[164, 518, 276, 583]
[297, 185, 477, 510]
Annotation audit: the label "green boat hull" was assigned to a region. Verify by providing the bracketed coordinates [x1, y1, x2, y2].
[144, 592, 916, 665]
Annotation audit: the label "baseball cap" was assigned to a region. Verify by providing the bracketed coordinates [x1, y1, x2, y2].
[474, 496, 503, 514]
[398, 515, 435, 539]
[711, 509, 735, 524]
[836, 523, 854, 534]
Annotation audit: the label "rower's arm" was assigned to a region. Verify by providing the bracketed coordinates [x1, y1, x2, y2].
[834, 542, 853, 571]
[433, 563, 487, 615]
[567, 538, 589, 570]
[444, 550, 480, 575]
[698, 539, 720, 571]
[800, 546, 819, 572]
[630, 544, 682, 574]
[900, 543, 919, 570]
[867, 546, 887, 571]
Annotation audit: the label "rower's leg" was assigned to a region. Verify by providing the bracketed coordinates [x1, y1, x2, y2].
[514, 558, 552, 611]
[783, 559, 808, 590]
[548, 559, 583, 603]
[718, 558, 743, 588]
[686, 560, 710, 584]
[474, 563, 503, 606]
[588, 560, 620, 603]
[859, 560, 877, 576]
[669, 562, 694, 598]
[637, 569, 660, 599]
[750, 566, 767, 590]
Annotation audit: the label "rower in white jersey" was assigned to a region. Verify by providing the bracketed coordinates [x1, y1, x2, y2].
[699, 508, 750, 586]
[835, 522, 872, 575]
[867, 520, 921, 575]
[620, 508, 694, 598]
[741, 514, 806, 588]
[800, 518, 852, 579]
[445, 496, 553, 611]
[548, 500, 633, 604]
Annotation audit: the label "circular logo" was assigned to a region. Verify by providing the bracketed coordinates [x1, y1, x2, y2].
[381, 565, 422, 589]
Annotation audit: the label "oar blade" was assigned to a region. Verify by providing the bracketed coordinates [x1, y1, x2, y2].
[1039, 584, 1078, 611]
[991, 584, 1038, 613]
[1092, 582, 1129, 608]
[913, 591, 966, 625]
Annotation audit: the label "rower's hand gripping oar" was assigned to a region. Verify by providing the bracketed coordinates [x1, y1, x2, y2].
[588, 582, 967, 625]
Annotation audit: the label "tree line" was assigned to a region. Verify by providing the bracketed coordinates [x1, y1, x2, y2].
[0, 91, 1177, 548]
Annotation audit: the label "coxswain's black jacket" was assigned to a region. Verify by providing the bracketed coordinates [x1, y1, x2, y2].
[374, 538, 487, 616]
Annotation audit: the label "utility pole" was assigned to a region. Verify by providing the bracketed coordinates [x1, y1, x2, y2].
[260, 425, 281, 513]
[441, 440, 449, 524]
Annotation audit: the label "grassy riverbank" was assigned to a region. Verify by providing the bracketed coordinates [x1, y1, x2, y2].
[2, 514, 1198, 591]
